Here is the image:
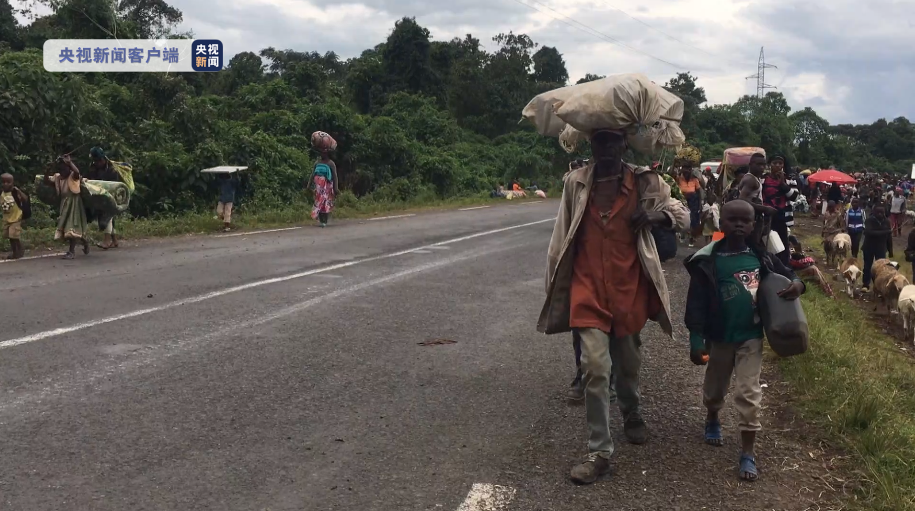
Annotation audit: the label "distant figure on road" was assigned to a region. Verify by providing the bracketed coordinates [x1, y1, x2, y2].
[890, 188, 906, 237]
[1, 173, 27, 260]
[85, 147, 122, 249]
[538, 128, 689, 485]
[684, 199, 805, 482]
[216, 173, 239, 232]
[45, 155, 90, 259]
[310, 150, 338, 228]
[675, 145, 702, 247]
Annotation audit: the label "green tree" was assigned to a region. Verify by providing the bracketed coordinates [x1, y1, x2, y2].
[532, 46, 568, 86]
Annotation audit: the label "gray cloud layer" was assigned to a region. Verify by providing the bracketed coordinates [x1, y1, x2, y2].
[174, 0, 914, 124]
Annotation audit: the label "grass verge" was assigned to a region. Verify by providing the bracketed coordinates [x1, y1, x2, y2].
[4, 192, 536, 254]
[780, 288, 915, 510]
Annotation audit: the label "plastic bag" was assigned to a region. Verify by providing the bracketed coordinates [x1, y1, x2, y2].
[758, 272, 809, 357]
[523, 73, 685, 154]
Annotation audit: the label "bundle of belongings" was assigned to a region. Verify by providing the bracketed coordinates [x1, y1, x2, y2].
[34, 175, 131, 216]
[311, 131, 338, 152]
[521, 73, 685, 155]
[673, 144, 701, 168]
[521, 73, 686, 262]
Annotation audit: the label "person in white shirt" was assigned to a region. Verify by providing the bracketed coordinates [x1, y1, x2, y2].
[890, 188, 907, 237]
[701, 193, 720, 245]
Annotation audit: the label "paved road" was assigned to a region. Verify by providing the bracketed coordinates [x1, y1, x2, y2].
[0, 202, 826, 510]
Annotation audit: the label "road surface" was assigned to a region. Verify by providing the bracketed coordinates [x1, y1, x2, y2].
[0, 202, 830, 510]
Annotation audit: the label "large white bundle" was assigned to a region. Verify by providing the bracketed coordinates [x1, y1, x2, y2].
[521, 73, 685, 154]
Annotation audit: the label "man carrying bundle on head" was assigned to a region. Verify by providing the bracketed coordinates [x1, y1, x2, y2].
[524, 73, 690, 484]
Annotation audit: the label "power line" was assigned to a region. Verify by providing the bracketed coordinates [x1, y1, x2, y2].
[592, 0, 747, 68]
[506, 0, 684, 69]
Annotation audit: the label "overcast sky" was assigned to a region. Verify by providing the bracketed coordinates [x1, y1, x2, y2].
[22, 0, 914, 125]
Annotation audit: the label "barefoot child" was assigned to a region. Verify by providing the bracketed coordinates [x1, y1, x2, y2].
[1, 173, 27, 259]
[683, 200, 805, 482]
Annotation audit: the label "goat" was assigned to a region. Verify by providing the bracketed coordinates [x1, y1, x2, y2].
[826, 233, 852, 269]
[899, 285, 915, 344]
[879, 273, 910, 315]
[840, 257, 861, 298]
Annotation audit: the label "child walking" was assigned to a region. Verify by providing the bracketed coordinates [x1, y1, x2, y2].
[1, 173, 28, 259]
[700, 193, 719, 245]
[683, 200, 805, 481]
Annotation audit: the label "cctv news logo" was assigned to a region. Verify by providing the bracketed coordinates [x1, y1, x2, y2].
[191, 40, 223, 72]
[43, 39, 224, 72]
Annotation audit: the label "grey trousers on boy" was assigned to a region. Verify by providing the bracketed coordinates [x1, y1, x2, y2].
[577, 328, 642, 457]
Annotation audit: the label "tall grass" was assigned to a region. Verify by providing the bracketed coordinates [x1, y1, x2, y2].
[781, 289, 915, 510]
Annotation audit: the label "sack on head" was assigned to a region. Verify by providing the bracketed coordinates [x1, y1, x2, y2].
[311, 131, 338, 152]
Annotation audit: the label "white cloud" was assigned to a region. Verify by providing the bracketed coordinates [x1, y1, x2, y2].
[22, 0, 913, 125]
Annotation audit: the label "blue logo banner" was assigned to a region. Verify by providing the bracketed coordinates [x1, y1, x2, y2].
[192, 40, 223, 72]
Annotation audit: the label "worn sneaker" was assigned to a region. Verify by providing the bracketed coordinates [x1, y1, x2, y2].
[623, 411, 649, 445]
[570, 452, 611, 485]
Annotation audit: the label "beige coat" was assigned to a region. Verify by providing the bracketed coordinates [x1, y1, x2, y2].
[537, 163, 690, 337]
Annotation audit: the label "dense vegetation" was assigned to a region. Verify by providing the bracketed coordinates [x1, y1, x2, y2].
[1, 0, 914, 222]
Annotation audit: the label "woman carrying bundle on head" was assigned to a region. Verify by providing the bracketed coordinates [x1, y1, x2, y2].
[310, 131, 339, 228]
[675, 145, 703, 247]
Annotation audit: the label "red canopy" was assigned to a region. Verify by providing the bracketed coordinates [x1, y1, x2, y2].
[807, 169, 857, 185]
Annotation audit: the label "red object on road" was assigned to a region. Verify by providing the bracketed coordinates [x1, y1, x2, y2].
[807, 169, 857, 185]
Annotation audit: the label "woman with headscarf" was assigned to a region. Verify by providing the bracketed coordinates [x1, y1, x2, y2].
[675, 145, 702, 247]
[310, 132, 339, 228]
[44, 155, 90, 259]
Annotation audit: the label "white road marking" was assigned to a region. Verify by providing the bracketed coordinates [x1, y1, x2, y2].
[456, 484, 516, 511]
[459, 206, 490, 211]
[0, 217, 554, 349]
[0, 252, 67, 263]
[412, 250, 432, 254]
[368, 214, 416, 221]
[214, 226, 302, 238]
[427, 246, 450, 250]
[0, 245, 516, 414]
[517, 201, 543, 205]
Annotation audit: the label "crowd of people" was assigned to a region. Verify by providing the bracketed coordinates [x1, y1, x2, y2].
[543, 131, 807, 486]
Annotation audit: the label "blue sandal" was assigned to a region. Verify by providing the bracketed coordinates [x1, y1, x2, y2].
[704, 420, 722, 446]
[739, 453, 758, 481]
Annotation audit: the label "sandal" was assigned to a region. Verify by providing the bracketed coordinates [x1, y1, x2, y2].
[705, 420, 723, 447]
[739, 453, 758, 481]
[95, 242, 110, 250]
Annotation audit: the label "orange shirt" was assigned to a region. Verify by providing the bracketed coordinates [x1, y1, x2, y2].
[569, 171, 661, 336]
[677, 176, 700, 195]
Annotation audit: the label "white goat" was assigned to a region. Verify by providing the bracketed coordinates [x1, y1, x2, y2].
[899, 285, 915, 345]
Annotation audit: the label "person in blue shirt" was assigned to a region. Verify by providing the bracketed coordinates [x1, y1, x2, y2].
[216, 173, 239, 232]
[846, 197, 866, 258]
[684, 200, 804, 482]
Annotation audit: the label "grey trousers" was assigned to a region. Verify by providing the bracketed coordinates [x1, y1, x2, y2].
[577, 328, 642, 457]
